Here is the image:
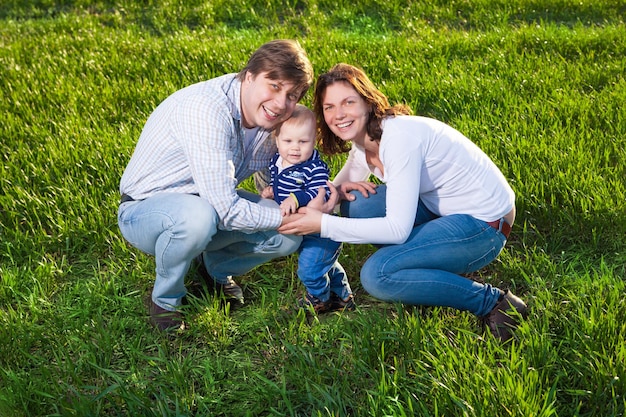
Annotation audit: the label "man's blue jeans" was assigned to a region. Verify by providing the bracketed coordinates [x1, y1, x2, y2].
[118, 191, 302, 310]
[297, 235, 351, 302]
[340, 185, 507, 317]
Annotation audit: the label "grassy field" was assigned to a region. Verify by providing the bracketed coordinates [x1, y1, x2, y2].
[1, 0, 625, 416]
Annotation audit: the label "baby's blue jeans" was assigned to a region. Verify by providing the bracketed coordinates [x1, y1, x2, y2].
[297, 234, 351, 302]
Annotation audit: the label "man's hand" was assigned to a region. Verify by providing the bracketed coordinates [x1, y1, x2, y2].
[261, 186, 274, 199]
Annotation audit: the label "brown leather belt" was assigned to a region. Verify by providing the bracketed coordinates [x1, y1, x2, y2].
[487, 219, 511, 239]
[120, 193, 198, 204]
[120, 194, 135, 204]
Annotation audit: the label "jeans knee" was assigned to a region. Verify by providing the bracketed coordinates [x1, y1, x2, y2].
[267, 233, 302, 257]
[172, 205, 218, 253]
[360, 258, 384, 298]
[340, 186, 387, 218]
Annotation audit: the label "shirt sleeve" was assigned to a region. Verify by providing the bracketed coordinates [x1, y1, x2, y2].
[173, 94, 282, 232]
[322, 131, 423, 244]
[294, 161, 330, 207]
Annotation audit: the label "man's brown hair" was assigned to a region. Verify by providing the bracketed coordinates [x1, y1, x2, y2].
[238, 39, 314, 100]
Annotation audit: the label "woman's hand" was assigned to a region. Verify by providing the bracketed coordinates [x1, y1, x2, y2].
[337, 181, 378, 201]
[306, 183, 339, 214]
[278, 184, 335, 235]
[279, 207, 323, 235]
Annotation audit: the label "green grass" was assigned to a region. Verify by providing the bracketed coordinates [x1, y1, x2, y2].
[1, 0, 625, 415]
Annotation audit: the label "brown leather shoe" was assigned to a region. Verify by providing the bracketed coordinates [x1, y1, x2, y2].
[482, 290, 528, 342]
[149, 301, 184, 331]
[297, 292, 356, 314]
[328, 293, 356, 312]
[297, 292, 332, 313]
[195, 255, 244, 305]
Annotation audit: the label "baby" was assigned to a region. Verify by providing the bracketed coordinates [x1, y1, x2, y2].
[262, 104, 354, 313]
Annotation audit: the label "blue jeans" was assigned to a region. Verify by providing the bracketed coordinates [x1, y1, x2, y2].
[118, 191, 302, 310]
[297, 235, 351, 302]
[340, 185, 507, 317]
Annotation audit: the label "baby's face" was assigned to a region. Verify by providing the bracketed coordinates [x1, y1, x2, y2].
[275, 121, 316, 166]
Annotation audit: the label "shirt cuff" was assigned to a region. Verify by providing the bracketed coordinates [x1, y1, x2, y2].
[269, 207, 283, 229]
[320, 213, 331, 239]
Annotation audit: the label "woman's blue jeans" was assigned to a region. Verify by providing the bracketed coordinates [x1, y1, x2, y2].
[340, 185, 507, 317]
[118, 191, 302, 310]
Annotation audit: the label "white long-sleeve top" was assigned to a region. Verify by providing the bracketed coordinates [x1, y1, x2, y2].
[322, 116, 515, 244]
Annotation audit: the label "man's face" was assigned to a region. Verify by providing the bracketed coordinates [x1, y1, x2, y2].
[240, 71, 302, 130]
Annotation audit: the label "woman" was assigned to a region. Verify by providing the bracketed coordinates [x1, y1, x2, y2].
[279, 63, 527, 342]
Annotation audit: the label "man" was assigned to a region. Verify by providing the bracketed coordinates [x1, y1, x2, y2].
[118, 40, 316, 331]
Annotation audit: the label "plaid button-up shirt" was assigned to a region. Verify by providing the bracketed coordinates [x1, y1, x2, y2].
[120, 73, 282, 232]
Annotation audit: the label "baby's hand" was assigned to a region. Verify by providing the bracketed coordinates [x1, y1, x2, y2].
[261, 186, 273, 199]
[280, 196, 298, 216]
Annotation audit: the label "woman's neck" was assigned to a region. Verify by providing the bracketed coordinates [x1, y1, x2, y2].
[354, 132, 375, 149]
[361, 135, 379, 154]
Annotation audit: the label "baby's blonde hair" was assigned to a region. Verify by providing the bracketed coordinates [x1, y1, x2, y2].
[273, 104, 316, 139]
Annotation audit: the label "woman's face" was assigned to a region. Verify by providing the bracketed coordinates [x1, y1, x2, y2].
[321, 81, 369, 144]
